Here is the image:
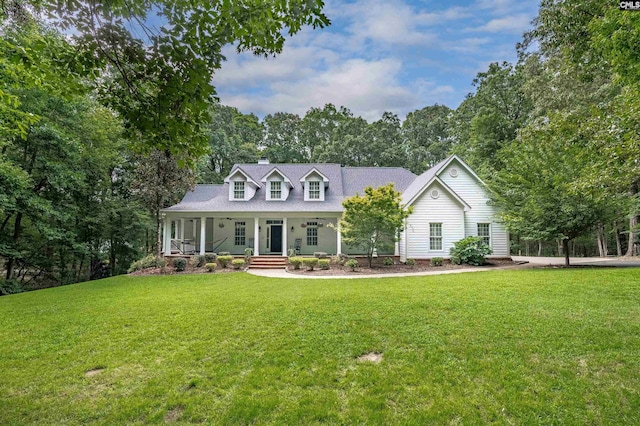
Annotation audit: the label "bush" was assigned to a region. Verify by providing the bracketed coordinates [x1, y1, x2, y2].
[205, 263, 217, 272]
[218, 251, 231, 256]
[302, 257, 319, 271]
[450, 236, 492, 265]
[288, 248, 296, 257]
[289, 257, 303, 270]
[313, 251, 328, 259]
[204, 253, 217, 263]
[232, 259, 246, 269]
[128, 255, 167, 273]
[318, 259, 330, 270]
[173, 257, 187, 272]
[431, 257, 444, 266]
[217, 255, 234, 268]
[0, 279, 23, 295]
[191, 255, 206, 268]
[244, 248, 254, 261]
[345, 259, 358, 271]
[405, 258, 416, 266]
[383, 257, 394, 266]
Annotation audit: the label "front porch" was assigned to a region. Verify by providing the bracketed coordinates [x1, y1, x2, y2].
[162, 215, 344, 257]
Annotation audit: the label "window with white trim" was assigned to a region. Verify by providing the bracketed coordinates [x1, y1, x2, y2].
[270, 181, 282, 200]
[308, 181, 321, 200]
[233, 181, 245, 200]
[306, 222, 318, 246]
[235, 222, 246, 246]
[429, 223, 442, 251]
[478, 223, 491, 246]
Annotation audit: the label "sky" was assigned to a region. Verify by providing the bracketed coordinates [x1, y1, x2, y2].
[213, 0, 540, 122]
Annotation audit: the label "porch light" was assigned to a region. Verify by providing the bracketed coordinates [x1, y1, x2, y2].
[291, 226, 295, 232]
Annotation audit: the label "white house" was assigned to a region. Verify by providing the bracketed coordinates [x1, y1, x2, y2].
[160, 155, 509, 260]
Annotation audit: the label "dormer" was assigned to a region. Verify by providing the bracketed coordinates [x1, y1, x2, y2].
[224, 168, 260, 201]
[261, 167, 293, 201]
[300, 168, 329, 201]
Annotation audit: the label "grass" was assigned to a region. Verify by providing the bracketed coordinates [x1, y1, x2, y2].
[1, 269, 639, 424]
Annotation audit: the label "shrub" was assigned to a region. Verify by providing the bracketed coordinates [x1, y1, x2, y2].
[318, 259, 330, 270]
[302, 257, 319, 271]
[244, 248, 254, 261]
[288, 248, 296, 257]
[128, 255, 167, 273]
[204, 253, 217, 263]
[217, 255, 234, 268]
[431, 257, 444, 266]
[173, 257, 187, 272]
[450, 236, 492, 265]
[405, 258, 416, 266]
[0, 279, 23, 295]
[345, 259, 358, 271]
[289, 257, 303, 270]
[191, 255, 206, 268]
[383, 257, 394, 266]
[205, 263, 217, 272]
[218, 251, 231, 256]
[313, 251, 328, 259]
[232, 259, 246, 270]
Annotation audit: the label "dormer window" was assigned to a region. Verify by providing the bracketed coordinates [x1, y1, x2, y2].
[308, 181, 320, 199]
[233, 181, 245, 200]
[300, 168, 329, 202]
[270, 181, 282, 200]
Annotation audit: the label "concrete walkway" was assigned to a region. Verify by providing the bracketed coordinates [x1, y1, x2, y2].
[247, 256, 640, 280]
[512, 256, 640, 267]
[247, 263, 527, 280]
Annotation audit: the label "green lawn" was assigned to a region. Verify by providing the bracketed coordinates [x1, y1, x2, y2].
[1, 269, 639, 425]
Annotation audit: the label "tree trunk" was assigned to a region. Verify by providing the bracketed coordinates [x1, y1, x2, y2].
[615, 222, 622, 257]
[5, 212, 23, 281]
[563, 238, 570, 267]
[626, 214, 637, 257]
[537, 240, 542, 257]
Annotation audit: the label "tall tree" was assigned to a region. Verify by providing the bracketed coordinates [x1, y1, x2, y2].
[262, 112, 306, 163]
[403, 104, 453, 173]
[197, 105, 261, 183]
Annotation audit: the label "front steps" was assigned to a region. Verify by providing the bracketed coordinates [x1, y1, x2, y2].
[249, 256, 287, 269]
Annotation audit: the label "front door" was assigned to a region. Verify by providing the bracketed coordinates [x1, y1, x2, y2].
[270, 225, 282, 254]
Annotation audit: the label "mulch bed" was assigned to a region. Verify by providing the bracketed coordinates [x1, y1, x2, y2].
[286, 259, 516, 276]
[128, 266, 243, 276]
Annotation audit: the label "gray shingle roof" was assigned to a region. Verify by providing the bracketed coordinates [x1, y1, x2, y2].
[163, 162, 419, 213]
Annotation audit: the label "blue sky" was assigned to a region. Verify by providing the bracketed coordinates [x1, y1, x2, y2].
[214, 0, 539, 121]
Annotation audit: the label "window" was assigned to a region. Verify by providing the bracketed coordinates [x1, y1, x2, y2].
[270, 181, 282, 200]
[478, 223, 491, 246]
[235, 222, 246, 246]
[430, 223, 442, 251]
[308, 181, 321, 200]
[233, 181, 245, 200]
[306, 221, 318, 246]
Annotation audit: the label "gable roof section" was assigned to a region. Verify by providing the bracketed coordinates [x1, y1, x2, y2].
[299, 167, 330, 184]
[223, 167, 260, 187]
[402, 155, 476, 209]
[435, 154, 485, 185]
[260, 167, 293, 188]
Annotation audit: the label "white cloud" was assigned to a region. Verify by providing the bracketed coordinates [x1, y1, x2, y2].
[220, 57, 421, 121]
[474, 14, 532, 33]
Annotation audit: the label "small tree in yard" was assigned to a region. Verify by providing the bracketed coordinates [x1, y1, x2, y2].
[340, 184, 412, 268]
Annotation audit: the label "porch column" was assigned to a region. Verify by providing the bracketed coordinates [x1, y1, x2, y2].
[180, 218, 185, 240]
[254, 217, 260, 256]
[282, 217, 288, 255]
[164, 215, 171, 255]
[394, 241, 399, 256]
[336, 217, 342, 255]
[199, 216, 206, 255]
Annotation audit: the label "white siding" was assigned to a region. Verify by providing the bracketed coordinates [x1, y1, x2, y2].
[287, 218, 338, 255]
[265, 174, 290, 201]
[439, 161, 509, 256]
[405, 182, 465, 259]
